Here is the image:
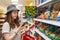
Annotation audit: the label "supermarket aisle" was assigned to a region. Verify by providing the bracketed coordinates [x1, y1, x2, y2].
[0, 0, 60, 40]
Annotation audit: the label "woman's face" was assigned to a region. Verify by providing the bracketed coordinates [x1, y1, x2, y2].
[11, 10, 18, 19]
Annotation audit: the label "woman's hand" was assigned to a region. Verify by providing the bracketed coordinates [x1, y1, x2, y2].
[15, 24, 23, 34]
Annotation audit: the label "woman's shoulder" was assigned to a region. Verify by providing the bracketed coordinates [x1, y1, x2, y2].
[2, 22, 10, 33]
[2, 22, 10, 29]
[3, 22, 9, 25]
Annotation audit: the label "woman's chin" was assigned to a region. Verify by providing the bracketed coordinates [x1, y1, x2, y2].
[14, 18, 17, 19]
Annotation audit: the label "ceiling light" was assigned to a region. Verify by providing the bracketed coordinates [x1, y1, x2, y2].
[12, 2, 18, 4]
[11, 0, 18, 4]
[11, 0, 18, 3]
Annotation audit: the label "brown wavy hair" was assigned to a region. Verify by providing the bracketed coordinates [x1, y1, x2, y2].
[5, 11, 20, 29]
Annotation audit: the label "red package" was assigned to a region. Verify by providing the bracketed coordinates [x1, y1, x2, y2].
[21, 34, 35, 40]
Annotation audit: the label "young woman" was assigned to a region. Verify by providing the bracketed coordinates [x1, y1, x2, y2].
[2, 5, 22, 40]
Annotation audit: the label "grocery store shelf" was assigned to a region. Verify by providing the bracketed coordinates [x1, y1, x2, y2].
[0, 23, 3, 25]
[37, 0, 60, 7]
[0, 16, 6, 18]
[0, 19, 5, 22]
[35, 28, 51, 40]
[34, 18, 60, 27]
[37, 0, 52, 7]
